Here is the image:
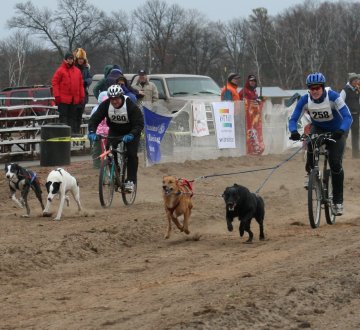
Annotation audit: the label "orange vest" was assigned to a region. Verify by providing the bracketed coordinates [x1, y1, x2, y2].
[221, 83, 240, 101]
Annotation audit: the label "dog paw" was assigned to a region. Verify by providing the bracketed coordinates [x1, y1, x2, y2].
[42, 212, 52, 217]
[184, 229, 190, 235]
[21, 214, 30, 218]
[227, 224, 233, 232]
[164, 234, 170, 239]
[53, 218, 61, 221]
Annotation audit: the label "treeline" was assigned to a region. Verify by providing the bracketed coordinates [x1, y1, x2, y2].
[0, 0, 359, 91]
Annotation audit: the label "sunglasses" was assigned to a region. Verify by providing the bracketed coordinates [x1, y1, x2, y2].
[309, 85, 322, 91]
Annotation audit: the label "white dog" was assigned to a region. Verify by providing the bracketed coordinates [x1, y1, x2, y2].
[43, 168, 82, 220]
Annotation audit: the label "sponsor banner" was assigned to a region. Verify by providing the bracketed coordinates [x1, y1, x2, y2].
[143, 106, 172, 164]
[212, 102, 236, 148]
[245, 100, 265, 155]
[192, 102, 209, 137]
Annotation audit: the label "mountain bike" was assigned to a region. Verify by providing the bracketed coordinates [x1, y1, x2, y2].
[98, 136, 137, 208]
[303, 132, 336, 228]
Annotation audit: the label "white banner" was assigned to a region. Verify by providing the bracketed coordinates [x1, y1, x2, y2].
[212, 102, 236, 148]
[192, 102, 209, 137]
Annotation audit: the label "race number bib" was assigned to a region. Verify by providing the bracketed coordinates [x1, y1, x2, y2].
[308, 108, 334, 122]
[108, 104, 129, 124]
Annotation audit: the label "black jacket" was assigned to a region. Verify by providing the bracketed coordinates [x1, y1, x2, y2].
[88, 95, 144, 138]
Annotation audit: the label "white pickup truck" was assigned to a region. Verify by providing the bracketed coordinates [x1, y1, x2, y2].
[88, 73, 221, 113]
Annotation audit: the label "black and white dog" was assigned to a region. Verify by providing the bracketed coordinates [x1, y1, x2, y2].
[222, 183, 265, 243]
[5, 163, 45, 217]
[43, 168, 82, 221]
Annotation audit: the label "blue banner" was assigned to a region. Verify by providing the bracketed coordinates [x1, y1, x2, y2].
[143, 107, 172, 164]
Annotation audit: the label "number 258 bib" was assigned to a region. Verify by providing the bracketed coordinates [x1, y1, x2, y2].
[307, 94, 334, 122]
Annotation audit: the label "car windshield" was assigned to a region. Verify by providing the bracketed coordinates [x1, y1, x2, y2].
[166, 77, 220, 97]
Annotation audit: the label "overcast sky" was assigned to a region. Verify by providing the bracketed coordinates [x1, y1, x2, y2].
[0, 0, 350, 38]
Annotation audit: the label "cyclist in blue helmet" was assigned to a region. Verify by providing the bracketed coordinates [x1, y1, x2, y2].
[288, 72, 353, 216]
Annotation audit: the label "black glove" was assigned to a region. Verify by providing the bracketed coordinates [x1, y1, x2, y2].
[331, 129, 344, 140]
[290, 131, 301, 141]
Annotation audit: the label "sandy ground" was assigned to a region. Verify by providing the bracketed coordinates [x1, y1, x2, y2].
[1, 148, 360, 330]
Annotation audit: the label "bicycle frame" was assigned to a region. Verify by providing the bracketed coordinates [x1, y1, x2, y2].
[305, 133, 336, 228]
[98, 136, 136, 207]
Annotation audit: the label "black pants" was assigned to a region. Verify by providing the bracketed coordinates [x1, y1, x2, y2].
[109, 135, 140, 184]
[57, 103, 77, 134]
[74, 104, 85, 134]
[305, 127, 347, 204]
[351, 113, 359, 158]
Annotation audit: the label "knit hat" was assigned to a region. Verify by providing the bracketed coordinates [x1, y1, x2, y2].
[138, 69, 147, 75]
[348, 72, 359, 83]
[227, 73, 241, 82]
[75, 48, 87, 60]
[64, 51, 74, 60]
[248, 74, 257, 81]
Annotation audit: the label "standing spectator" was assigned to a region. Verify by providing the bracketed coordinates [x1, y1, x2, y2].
[131, 69, 159, 104]
[340, 73, 360, 158]
[239, 74, 260, 101]
[74, 48, 92, 134]
[106, 69, 140, 103]
[93, 64, 121, 99]
[221, 73, 241, 101]
[52, 51, 84, 134]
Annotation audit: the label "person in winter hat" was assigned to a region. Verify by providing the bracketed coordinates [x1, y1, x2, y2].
[93, 64, 122, 99]
[73, 47, 92, 134]
[220, 72, 241, 101]
[52, 50, 84, 133]
[239, 74, 260, 101]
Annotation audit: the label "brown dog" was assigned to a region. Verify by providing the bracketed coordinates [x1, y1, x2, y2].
[162, 175, 193, 239]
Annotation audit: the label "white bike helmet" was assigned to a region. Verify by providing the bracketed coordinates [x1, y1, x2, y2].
[107, 84, 124, 98]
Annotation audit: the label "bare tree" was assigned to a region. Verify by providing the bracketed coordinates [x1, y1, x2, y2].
[0, 32, 36, 86]
[7, 0, 105, 59]
[100, 10, 136, 72]
[133, 0, 185, 72]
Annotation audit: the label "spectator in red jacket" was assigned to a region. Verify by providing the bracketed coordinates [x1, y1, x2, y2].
[52, 51, 85, 134]
[239, 74, 259, 101]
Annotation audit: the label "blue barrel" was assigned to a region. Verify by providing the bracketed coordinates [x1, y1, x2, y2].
[40, 124, 71, 166]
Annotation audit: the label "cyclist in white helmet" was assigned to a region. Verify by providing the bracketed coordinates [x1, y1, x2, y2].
[88, 84, 144, 192]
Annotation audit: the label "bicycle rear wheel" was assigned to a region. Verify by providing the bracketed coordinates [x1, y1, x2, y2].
[308, 169, 322, 228]
[120, 155, 137, 205]
[99, 157, 115, 208]
[324, 169, 336, 225]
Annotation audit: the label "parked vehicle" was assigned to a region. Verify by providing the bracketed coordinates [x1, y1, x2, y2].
[88, 73, 220, 113]
[0, 85, 55, 118]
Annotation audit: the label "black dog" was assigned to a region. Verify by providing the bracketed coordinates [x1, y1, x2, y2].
[5, 163, 45, 217]
[223, 183, 265, 243]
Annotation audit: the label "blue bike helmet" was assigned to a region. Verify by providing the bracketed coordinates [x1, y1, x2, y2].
[306, 72, 326, 87]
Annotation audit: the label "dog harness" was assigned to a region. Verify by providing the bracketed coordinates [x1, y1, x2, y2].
[13, 168, 37, 189]
[166, 178, 194, 213]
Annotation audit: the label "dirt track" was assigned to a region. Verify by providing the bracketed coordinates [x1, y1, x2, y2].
[1, 150, 360, 330]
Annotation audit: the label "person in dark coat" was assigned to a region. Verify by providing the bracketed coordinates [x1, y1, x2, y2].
[74, 47, 92, 134]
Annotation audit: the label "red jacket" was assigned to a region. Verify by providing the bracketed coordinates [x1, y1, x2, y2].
[239, 80, 258, 101]
[52, 61, 85, 105]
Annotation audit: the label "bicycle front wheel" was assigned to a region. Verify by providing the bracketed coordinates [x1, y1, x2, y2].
[324, 169, 336, 225]
[308, 169, 322, 228]
[99, 157, 115, 208]
[120, 156, 137, 206]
